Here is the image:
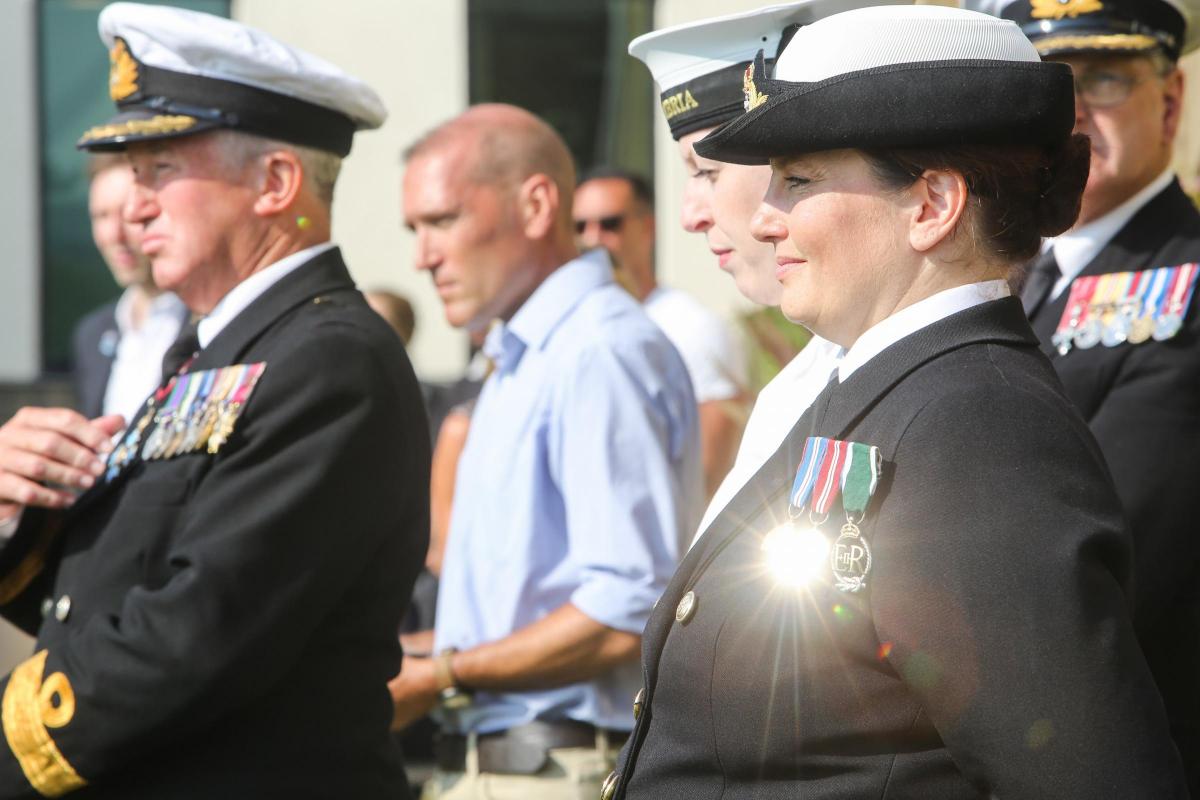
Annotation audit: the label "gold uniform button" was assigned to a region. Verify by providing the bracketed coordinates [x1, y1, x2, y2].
[633, 688, 646, 720]
[675, 590, 696, 624]
[54, 595, 72, 622]
[600, 770, 619, 800]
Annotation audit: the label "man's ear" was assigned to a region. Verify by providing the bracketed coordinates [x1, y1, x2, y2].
[909, 168, 968, 254]
[1162, 67, 1185, 146]
[519, 174, 560, 239]
[252, 149, 305, 218]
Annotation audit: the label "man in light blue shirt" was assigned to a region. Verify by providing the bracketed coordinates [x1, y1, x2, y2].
[392, 103, 701, 799]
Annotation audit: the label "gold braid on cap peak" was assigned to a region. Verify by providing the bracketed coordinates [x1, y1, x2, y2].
[1030, 0, 1105, 20]
[2, 650, 85, 797]
[1035, 32, 1161, 52]
[78, 115, 200, 145]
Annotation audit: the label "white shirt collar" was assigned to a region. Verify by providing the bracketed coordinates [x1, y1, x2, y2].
[1048, 169, 1175, 299]
[838, 279, 1011, 382]
[197, 242, 337, 349]
[113, 287, 187, 335]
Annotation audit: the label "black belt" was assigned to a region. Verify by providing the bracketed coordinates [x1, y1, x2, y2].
[434, 720, 630, 775]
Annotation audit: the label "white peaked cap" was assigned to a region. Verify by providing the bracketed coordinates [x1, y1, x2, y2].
[79, 2, 385, 155]
[628, 0, 914, 139]
[98, 2, 386, 129]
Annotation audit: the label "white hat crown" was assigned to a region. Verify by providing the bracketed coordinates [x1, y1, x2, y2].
[776, 6, 1040, 84]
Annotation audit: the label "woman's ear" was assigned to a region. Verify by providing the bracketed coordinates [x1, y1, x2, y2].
[518, 173, 560, 239]
[252, 149, 305, 218]
[909, 168, 968, 254]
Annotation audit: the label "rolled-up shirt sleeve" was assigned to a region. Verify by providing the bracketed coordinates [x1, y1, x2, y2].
[552, 341, 701, 634]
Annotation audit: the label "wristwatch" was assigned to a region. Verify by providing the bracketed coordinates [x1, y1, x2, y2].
[433, 648, 473, 710]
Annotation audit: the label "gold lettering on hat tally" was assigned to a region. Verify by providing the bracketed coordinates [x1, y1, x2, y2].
[1030, 0, 1104, 20]
[109, 38, 140, 102]
[662, 90, 700, 121]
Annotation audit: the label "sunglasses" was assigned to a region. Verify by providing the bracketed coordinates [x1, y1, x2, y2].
[573, 214, 626, 235]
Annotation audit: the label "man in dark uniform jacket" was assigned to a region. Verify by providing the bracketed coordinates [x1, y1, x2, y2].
[0, 4, 428, 798]
[976, 0, 1200, 785]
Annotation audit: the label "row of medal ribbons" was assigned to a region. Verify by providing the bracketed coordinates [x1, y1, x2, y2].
[1052, 263, 1199, 355]
[106, 362, 267, 482]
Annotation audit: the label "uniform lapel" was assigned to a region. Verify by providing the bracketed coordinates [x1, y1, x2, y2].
[642, 297, 1037, 688]
[642, 382, 834, 687]
[191, 247, 355, 371]
[66, 248, 356, 518]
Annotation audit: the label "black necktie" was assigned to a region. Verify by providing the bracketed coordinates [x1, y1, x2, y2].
[1021, 248, 1061, 318]
[161, 321, 201, 380]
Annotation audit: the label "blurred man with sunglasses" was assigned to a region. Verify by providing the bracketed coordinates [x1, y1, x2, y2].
[574, 168, 749, 501]
[971, 0, 1200, 787]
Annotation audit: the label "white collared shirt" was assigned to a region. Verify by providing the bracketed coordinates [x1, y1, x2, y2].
[839, 280, 1012, 382]
[693, 335, 843, 542]
[1047, 170, 1175, 301]
[197, 242, 337, 348]
[102, 289, 188, 425]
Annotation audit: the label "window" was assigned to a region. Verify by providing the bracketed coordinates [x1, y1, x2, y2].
[468, 0, 655, 178]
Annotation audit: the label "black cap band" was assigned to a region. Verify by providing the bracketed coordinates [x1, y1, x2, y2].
[695, 59, 1075, 165]
[660, 60, 771, 140]
[79, 44, 357, 155]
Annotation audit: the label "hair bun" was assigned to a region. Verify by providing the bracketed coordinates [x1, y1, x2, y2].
[1035, 134, 1091, 238]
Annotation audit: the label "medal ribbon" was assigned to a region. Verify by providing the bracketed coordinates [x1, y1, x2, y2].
[841, 442, 882, 518]
[1166, 263, 1199, 316]
[811, 440, 850, 517]
[1136, 267, 1168, 322]
[1054, 275, 1099, 339]
[789, 436, 827, 510]
[790, 437, 880, 517]
[230, 363, 266, 407]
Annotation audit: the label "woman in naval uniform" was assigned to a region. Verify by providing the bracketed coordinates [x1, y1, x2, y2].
[604, 5, 1188, 800]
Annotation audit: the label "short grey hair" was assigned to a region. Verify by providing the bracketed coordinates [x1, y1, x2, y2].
[212, 130, 343, 207]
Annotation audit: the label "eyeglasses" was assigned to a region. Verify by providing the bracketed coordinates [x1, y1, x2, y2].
[1073, 69, 1162, 109]
[573, 215, 625, 235]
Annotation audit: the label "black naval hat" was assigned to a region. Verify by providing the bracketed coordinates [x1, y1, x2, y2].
[966, 0, 1198, 61]
[77, 2, 386, 156]
[694, 5, 1075, 166]
[628, 0, 912, 141]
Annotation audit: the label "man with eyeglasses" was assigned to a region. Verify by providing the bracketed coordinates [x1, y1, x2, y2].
[574, 168, 749, 502]
[972, 0, 1200, 787]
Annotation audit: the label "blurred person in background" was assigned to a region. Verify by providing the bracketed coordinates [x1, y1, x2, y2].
[629, 0, 910, 543]
[971, 0, 1200, 785]
[574, 168, 749, 501]
[365, 288, 417, 347]
[391, 103, 700, 800]
[72, 153, 188, 425]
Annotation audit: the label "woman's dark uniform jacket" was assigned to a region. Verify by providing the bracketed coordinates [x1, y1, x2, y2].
[0, 248, 430, 799]
[613, 297, 1186, 799]
[1026, 179, 1200, 782]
